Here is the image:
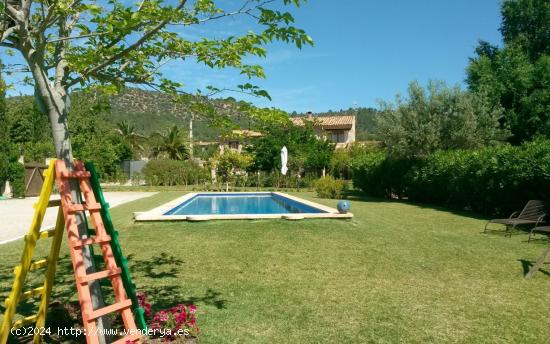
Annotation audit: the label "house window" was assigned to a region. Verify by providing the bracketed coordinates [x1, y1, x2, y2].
[331, 131, 347, 143]
[228, 141, 240, 150]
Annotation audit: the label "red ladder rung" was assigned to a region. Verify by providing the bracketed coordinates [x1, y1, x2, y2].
[70, 235, 111, 249]
[112, 332, 141, 344]
[78, 267, 121, 284]
[66, 203, 102, 214]
[86, 299, 132, 321]
[60, 170, 91, 179]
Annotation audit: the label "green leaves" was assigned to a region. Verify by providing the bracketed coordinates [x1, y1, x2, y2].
[378, 81, 507, 158]
[4, 0, 313, 104]
[466, 0, 549, 143]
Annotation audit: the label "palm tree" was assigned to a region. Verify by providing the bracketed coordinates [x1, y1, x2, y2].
[150, 125, 190, 160]
[115, 120, 145, 157]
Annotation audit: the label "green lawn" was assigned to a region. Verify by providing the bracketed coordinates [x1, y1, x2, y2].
[1, 192, 549, 343]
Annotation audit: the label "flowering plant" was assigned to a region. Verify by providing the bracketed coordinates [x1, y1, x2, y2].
[137, 292, 152, 318]
[150, 304, 199, 340]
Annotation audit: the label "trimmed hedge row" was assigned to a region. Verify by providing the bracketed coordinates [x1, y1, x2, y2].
[352, 139, 550, 215]
[143, 159, 210, 186]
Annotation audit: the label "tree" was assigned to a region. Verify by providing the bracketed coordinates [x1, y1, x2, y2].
[115, 120, 145, 158]
[377, 81, 506, 158]
[1, 1, 311, 333]
[150, 125, 190, 160]
[213, 150, 253, 183]
[248, 122, 334, 174]
[466, 0, 550, 143]
[0, 63, 25, 197]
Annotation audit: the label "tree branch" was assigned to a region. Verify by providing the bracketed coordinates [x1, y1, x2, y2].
[0, 25, 17, 43]
[168, 0, 274, 26]
[46, 31, 108, 44]
[66, 0, 188, 87]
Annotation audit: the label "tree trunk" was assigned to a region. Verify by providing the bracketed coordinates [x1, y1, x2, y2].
[33, 77, 111, 343]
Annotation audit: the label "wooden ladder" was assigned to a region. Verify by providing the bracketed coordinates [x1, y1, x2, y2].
[0, 160, 65, 344]
[85, 161, 147, 331]
[55, 160, 140, 344]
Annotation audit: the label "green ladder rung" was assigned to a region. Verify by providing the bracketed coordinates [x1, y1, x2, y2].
[85, 162, 147, 331]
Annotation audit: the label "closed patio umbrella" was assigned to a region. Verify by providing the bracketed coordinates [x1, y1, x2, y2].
[281, 146, 288, 175]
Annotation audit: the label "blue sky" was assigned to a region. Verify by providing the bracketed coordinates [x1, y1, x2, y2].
[3, 0, 503, 113]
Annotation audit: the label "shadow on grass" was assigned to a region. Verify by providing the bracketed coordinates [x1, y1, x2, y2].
[519, 259, 550, 278]
[126, 252, 227, 311]
[0, 254, 77, 318]
[127, 252, 184, 279]
[143, 284, 227, 311]
[345, 190, 491, 221]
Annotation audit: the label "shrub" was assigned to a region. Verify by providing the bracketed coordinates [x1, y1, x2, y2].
[315, 176, 346, 199]
[352, 139, 550, 215]
[409, 139, 550, 214]
[351, 150, 416, 198]
[150, 304, 199, 340]
[8, 161, 25, 197]
[143, 159, 209, 186]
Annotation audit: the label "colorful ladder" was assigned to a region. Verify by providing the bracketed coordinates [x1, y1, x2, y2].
[54, 160, 140, 344]
[85, 161, 147, 331]
[0, 160, 65, 344]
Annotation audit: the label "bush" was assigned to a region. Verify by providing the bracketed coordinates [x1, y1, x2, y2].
[352, 139, 550, 215]
[315, 176, 346, 199]
[143, 159, 209, 186]
[408, 139, 550, 214]
[0, 148, 25, 198]
[351, 150, 415, 199]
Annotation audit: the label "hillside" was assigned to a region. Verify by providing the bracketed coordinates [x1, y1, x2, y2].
[109, 88, 250, 140]
[6, 88, 375, 141]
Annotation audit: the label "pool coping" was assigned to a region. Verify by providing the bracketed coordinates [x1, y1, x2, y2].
[133, 192, 353, 221]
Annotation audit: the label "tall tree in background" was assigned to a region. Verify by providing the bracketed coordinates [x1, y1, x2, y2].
[467, 0, 549, 143]
[150, 125, 190, 161]
[0, 62, 8, 189]
[115, 120, 144, 158]
[377, 81, 506, 158]
[0, 61, 24, 197]
[1, 0, 312, 338]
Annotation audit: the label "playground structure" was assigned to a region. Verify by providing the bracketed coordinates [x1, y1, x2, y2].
[0, 160, 146, 344]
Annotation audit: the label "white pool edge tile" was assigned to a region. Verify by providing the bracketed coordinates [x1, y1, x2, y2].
[134, 192, 353, 221]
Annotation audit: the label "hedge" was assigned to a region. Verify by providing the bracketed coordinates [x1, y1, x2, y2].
[352, 139, 550, 215]
[143, 159, 209, 186]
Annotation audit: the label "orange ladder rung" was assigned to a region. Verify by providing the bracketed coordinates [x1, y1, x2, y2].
[60, 170, 91, 179]
[78, 268, 121, 284]
[66, 203, 102, 214]
[112, 333, 140, 344]
[70, 236, 112, 249]
[87, 299, 132, 321]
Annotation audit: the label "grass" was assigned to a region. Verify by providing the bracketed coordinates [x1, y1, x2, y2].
[1, 192, 549, 343]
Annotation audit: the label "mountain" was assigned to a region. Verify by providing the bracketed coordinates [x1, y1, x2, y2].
[6, 88, 375, 141]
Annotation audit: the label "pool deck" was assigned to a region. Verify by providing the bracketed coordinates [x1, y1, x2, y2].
[0, 192, 157, 244]
[134, 192, 353, 221]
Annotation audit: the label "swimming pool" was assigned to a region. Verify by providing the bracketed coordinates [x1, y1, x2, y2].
[134, 192, 353, 221]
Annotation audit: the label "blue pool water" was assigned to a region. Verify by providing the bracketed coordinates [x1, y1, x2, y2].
[164, 193, 326, 215]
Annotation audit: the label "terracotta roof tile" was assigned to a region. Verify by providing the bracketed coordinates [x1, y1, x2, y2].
[290, 115, 354, 129]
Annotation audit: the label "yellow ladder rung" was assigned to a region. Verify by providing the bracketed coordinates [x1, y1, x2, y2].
[12, 314, 38, 329]
[13, 259, 48, 274]
[5, 287, 45, 306]
[29, 259, 48, 271]
[19, 287, 45, 302]
[39, 229, 57, 240]
[47, 199, 61, 207]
